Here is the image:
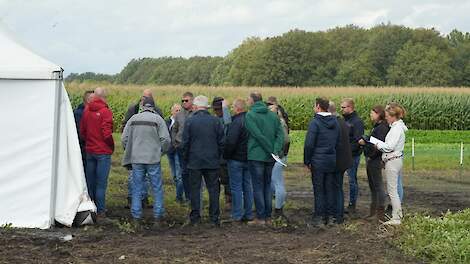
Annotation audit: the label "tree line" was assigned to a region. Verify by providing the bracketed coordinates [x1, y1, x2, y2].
[66, 24, 470, 87]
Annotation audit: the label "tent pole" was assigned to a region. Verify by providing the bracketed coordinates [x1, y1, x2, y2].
[49, 70, 63, 227]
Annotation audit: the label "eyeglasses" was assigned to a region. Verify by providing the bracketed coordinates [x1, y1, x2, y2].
[181, 99, 189, 103]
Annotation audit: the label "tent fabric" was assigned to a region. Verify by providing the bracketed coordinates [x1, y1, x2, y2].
[0, 26, 61, 80]
[0, 80, 57, 228]
[55, 82, 96, 226]
[0, 27, 95, 228]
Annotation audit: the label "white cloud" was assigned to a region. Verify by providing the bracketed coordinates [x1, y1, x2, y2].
[0, 0, 469, 74]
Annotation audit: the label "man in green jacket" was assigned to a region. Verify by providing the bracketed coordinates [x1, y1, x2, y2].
[245, 92, 284, 225]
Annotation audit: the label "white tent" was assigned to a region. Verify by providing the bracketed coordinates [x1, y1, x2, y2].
[0, 27, 95, 229]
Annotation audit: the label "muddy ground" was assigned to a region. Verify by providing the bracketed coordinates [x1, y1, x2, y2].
[1, 167, 469, 264]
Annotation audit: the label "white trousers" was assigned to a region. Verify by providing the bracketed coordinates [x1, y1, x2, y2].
[384, 158, 403, 220]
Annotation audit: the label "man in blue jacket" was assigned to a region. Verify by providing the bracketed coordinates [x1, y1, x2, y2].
[304, 97, 340, 227]
[223, 98, 253, 223]
[182, 95, 224, 226]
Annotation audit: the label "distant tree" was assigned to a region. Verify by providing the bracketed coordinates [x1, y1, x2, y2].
[387, 42, 454, 86]
[335, 53, 383, 86]
[71, 24, 470, 87]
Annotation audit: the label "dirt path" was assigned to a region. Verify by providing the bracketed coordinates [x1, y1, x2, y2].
[1, 168, 469, 264]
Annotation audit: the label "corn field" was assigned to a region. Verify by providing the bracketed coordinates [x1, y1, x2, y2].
[66, 82, 470, 131]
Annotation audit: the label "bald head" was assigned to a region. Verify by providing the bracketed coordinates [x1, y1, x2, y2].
[94, 87, 107, 99]
[143, 89, 153, 98]
[232, 98, 246, 114]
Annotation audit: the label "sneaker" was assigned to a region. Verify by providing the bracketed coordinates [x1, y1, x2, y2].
[190, 220, 201, 227]
[273, 208, 285, 218]
[332, 217, 344, 225]
[152, 217, 166, 229]
[131, 218, 143, 230]
[210, 221, 221, 228]
[325, 217, 338, 227]
[247, 219, 266, 226]
[265, 218, 272, 226]
[344, 204, 356, 214]
[383, 219, 401, 225]
[311, 216, 324, 228]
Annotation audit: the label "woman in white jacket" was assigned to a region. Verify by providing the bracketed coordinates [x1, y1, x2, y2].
[375, 103, 408, 225]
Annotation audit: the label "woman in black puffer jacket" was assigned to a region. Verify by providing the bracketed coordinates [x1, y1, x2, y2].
[359, 105, 390, 221]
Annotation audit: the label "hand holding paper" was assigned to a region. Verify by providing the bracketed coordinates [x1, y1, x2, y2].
[271, 153, 287, 167]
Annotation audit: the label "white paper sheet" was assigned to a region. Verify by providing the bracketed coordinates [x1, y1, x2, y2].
[271, 154, 287, 167]
[369, 136, 384, 145]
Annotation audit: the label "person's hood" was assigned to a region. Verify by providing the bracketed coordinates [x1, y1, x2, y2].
[315, 113, 337, 129]
[391, 119, 408, 132]
[88, 98, 108, 112]
[250, 101, 268, 114]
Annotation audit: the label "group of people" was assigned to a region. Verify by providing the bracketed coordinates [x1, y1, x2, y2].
[75, 87, 407, 227]
[304, 98, 407, 226]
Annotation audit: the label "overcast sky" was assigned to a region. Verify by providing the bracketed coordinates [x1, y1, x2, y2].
[1, 0, 469, 75]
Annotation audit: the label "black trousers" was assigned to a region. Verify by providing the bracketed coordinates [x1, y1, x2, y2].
[333, 170, 346, 221]
[189, 168, 220, 224]
[366, 160, 386, 208]
[219, 164, 231, 198]
[311, 170, 336, 219]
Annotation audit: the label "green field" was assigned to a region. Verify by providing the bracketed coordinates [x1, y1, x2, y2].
[66, 83, 470, 131]
[288, 130, 470, 171]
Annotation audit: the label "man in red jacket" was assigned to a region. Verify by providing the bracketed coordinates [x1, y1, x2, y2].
[80, 87, 114, 219]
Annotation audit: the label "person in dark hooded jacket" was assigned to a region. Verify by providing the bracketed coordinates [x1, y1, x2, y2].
[304, 97, 340, 226]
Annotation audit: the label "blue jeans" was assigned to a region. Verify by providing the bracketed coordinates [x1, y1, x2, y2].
[131, 163, 165, 219]
[311, 170, 336, 219]
[228, 160, 254, 221]
[177, 148, 191, 201]
[168, 151, 184, 201]
[85, 153, 111, 214]
[248, 161, 274, 220]
[127, 169, 150, 199]
[398, 173, 404, 202]
[347, 155, 361, 206]
[271, 157, 287, 209]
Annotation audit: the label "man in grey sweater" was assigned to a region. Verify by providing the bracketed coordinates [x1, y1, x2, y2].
[171, 91, 194, 201]
[122, 97, 171, 223]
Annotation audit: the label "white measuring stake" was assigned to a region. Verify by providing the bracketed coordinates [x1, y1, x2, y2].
[461, 142, 464, 166]
[412, 138, 415, 157]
